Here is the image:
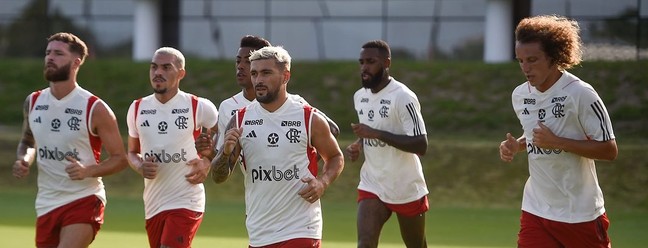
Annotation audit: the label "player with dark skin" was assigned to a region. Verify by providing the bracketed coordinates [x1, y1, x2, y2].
[347, 41, 428, 248]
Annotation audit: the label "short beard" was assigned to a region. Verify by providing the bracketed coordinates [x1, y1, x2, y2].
[256, 87, 279, 104]
[44, 62, 71, 82]
[153, 87, 167, 94]
[361, 68, 384, 89]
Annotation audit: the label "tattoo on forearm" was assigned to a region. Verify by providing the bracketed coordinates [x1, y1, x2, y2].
[211, 152, 233, 182]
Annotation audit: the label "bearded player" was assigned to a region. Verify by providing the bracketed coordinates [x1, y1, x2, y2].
[346, 40, 429, 248]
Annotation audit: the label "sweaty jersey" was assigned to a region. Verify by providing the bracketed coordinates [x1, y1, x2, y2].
[511, 71, 615, 223]
[235, 98, 321, 246]
[27, 85, 106, 217]
[353, 77, 428, 204]
[127, 91, 218, 219]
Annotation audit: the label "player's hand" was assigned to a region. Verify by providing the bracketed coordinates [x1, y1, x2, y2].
[499, 133, 519, 162]
[195, 129, 215, 158]
[532, 121, 559, 149]
[345, 141, 362, 162]
[141, 156, 159, 179]
[185, 158, 210, 184]
[222, 127, 243, 156]
[350, 123, 379, 139]
[65, 156, 89, 180]
[298, 177, 326, 203]
[13, 159, 30, 179]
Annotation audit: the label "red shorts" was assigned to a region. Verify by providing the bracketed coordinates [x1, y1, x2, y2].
[518, 211, 611, 248]
[249, 238, 321, 248]
[36, 194, 104, 247]
[145, 208, 204, 248]
[357, 190, 429, 217]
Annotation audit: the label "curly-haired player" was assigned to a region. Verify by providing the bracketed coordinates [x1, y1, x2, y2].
[500, 15, 618, 248]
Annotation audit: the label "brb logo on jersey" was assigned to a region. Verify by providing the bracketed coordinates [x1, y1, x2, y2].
[38, 146, 81, 161]
[64, 108, 83, 115]
[251, 165, 300, 183]
[143, 149, 188, 163]
[281, 120, 301, 127]
[34, 105, 49, 111]
[140, 109, 156, 115]
[171, 108, 189, 114]
[245, 119, 264, 125]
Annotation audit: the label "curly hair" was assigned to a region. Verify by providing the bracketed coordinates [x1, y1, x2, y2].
[515, 15, 583, 69]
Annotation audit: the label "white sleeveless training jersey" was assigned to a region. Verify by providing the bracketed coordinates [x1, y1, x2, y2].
[28, 85, 106, 217]
[216, 92, 317, 150]
[511, 71, 614, 223]
[127, 91, 218, 219]
[353, 78, 428, 204]
[216, 91, 253, 149]
[236, 98, 321, 246]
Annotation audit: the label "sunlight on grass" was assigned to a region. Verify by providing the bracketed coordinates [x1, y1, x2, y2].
[0, 225, 508, 248]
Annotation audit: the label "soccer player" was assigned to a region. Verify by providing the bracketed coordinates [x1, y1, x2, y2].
[13, 32, 128, 248]
[194, 35, 272, 159]
[195, 35, 339, 161]
[499, 15, 618, 248]
[126, 47, 218, 248]
[211, 46, 344, 247]
[345, 40, 429, 248]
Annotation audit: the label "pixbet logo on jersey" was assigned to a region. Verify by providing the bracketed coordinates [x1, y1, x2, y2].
[38, 146, 81, 161]
[526, 143, 563, 155]
[143, 149, 188, 163]
[364, 138, 387, 147]
[251, 164, 300, 183]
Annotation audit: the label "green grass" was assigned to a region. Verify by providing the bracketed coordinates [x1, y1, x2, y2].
[1, 57, 648, 247]
[1, 190, 647, 247]
[2, 59, 648, 139]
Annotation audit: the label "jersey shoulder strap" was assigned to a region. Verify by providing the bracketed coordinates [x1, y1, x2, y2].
[133, 98, 143, 123]
[236, 107, 247, 129]
[29, 90, 43, 113]
[190, 94, 200, 139]
[303, 105, 314, 146]
[86, 95, 99, 131]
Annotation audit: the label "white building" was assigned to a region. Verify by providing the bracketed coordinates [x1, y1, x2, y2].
[0, 0, 645, 61]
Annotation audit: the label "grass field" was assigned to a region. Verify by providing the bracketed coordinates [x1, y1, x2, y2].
[1, 189, 647, 247]
[1, 123, 648, 247]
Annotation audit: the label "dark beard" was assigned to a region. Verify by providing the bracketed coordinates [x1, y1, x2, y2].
[44, 63, 71, 82]
[153, 88, 167, 94]
[256, 86, 279, 104]
[361, 68, 384, 89]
